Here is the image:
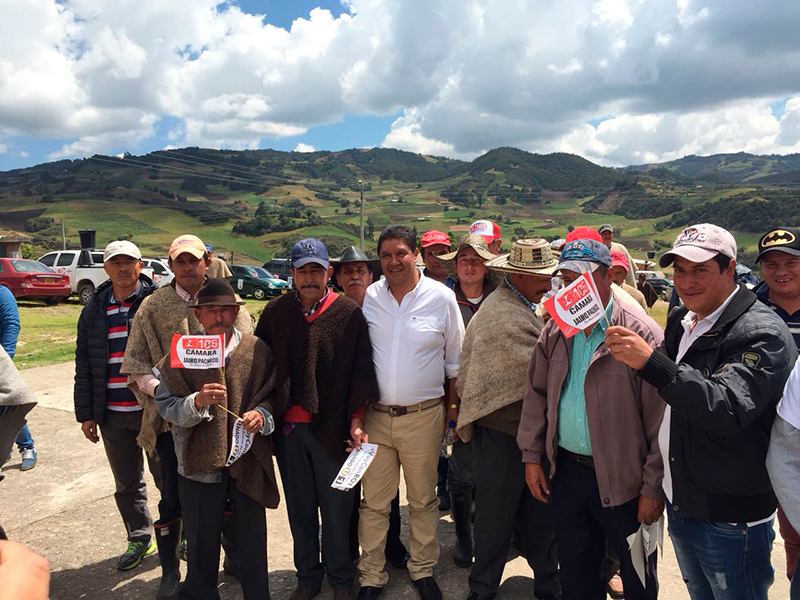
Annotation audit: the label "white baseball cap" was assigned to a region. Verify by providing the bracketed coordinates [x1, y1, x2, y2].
[659, 223, 737, 268]
[103, 240, 142, 262]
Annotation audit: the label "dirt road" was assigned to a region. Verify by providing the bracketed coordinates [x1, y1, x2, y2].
[1, 362, 790, 599]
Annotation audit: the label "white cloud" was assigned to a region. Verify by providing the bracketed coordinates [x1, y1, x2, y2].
[293, 142, 315, 152]
[1, 0, 800, 164]
[20, 151, 28, 157]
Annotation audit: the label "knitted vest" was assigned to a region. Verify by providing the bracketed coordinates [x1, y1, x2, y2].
[121, 283, 253, 453]
[156, 335, 280, 509]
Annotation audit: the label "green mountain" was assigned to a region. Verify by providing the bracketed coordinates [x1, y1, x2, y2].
[1, 146, 798, 264]
[625, 152, 800, 182]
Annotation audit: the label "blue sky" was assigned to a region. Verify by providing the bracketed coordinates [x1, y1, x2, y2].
[0, 0, 396, 171]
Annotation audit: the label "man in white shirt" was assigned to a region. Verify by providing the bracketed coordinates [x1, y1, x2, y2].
[354, 225, 464, 600]
[605, 223, 796, 600]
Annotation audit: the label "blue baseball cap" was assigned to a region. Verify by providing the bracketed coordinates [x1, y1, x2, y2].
[558, 239, 612, 274]
[291, 238, 330, 268]
[204, 243, 213, 252]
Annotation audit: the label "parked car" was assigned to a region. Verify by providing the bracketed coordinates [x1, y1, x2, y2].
[646, 276, 673, 300]
[229, 265, 290, 300]
[39, 249, 154, 304]
[0, 258, 71, 304]
[262, 258, 292, 281]
[143, 258, 174, 288]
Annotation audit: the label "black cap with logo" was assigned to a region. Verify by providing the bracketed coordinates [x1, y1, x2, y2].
[756, 228, 800, 262]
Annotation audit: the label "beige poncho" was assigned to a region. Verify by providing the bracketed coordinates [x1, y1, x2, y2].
[120, 283, 253, 453]
[456, 280, 545, 442]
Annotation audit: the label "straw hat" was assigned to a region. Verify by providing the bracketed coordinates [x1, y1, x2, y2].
[435, 234, 502, 285]
[484, 238, 559, 276]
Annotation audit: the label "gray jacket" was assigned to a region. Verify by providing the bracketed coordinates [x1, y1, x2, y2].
[767, 415, 800, 531]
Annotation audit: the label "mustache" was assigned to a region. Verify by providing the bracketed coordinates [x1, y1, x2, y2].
[347, 280, 365, 287]
[300, 283, 321, 289]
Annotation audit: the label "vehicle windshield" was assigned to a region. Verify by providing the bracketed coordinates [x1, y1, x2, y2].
[254, 267, 275, 279]
[10, 260, 54, 273]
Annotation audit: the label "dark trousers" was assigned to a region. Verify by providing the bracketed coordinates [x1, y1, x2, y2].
[437, 456, 448, 497]
[100, 410, 162, 544]
[447, 439, 474, 497]
[274, 424, 356, 590]
[552, 452, 657, 600]
[178, 471, 269, 600]
[470, 425, 560, 598]
[155, 431, 182, 522]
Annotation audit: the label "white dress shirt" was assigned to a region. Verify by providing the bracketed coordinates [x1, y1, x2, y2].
[363, 269, 464, 407]
[659, 288, 772, 526]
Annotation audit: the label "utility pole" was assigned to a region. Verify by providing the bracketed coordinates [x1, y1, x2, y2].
[359, 179, 365, 250]
[61, 219, 66, 250]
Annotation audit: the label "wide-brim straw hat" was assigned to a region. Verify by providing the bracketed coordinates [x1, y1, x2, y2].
[484, 238, 559, 277]
[435, 234, 503, 286]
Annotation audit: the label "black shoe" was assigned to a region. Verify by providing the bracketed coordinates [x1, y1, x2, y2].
[356, 586, 383, 600]
[413, 577, 443, 600]
[450, 494, 473, 568]
[465, 593, 496, 600]
[438, 494, 450, 512]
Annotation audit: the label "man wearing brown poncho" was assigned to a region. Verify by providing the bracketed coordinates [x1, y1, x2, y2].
[155, 278, 277, 600]
[122, 234, 252, 598]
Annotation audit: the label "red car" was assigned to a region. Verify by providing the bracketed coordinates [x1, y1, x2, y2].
[0, 258, 72, 303]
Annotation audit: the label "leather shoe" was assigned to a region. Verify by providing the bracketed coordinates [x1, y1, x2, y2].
[287, 587, 321, 600]
[333, 587, 355, 600]
[413, 577, 443, 600]
[465, 593, 496, 600]
[356, 587, 382, 600]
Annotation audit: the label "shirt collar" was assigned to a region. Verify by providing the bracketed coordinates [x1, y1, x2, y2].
[682, 286, 739, 330]
[175, 282, 194, 302]
[503, 276, 537, 314]
[110, 282, 141, 305]
[296, 289, 330, 317]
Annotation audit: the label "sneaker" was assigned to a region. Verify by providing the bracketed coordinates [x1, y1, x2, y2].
[20, 449, 37, 471]
[117, 539, 156, 571]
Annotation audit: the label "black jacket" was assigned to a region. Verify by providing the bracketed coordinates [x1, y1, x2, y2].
[640, 285, 796, 522]
[74, 275, 156, 424]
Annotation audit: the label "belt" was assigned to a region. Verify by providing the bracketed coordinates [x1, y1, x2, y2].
[559, 447, 595, 469]
[369, 398, 442, 417]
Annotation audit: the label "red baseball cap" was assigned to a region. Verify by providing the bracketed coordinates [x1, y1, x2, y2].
[420, 230, 451, 248]
[565, 226, 602, 244]
[469, 220, 501, 244]
[610, 250, 629, 272]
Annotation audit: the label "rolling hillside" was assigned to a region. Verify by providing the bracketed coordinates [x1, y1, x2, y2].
[1, 146, 799, 268]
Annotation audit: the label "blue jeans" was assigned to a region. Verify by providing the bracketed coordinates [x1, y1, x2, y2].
[15, 424, 34, 451]
[668, 507, 775, 600]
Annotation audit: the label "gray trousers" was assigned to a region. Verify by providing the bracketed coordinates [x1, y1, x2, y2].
[100, 410, 162, 544]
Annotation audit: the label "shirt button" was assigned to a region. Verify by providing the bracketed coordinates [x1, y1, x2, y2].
[603, 498, 610, 505]
[670, 457, 675, 462]
[673, 505, 679, 512]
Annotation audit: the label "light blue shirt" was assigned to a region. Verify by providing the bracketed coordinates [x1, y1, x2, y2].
[557, 297, 613, 456]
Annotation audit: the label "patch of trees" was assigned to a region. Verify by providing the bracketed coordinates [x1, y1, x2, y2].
[25, 217, 55, 232]
[232, 201, 322, 236]
[655, 190, 800, 232]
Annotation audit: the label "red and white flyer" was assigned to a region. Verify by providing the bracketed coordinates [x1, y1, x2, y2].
[170, 334, 225, 369]
[543, 272, 605, 338]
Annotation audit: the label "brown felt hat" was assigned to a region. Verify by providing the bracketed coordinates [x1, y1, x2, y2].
[191, 278, 245, 307]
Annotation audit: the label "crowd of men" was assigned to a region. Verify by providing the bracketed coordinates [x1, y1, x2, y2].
[5, 217, 800, 600]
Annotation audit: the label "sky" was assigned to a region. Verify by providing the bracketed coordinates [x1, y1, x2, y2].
[1, 0, 800, 171]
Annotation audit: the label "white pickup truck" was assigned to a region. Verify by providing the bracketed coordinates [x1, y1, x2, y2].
[38, 249, 154, 304]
